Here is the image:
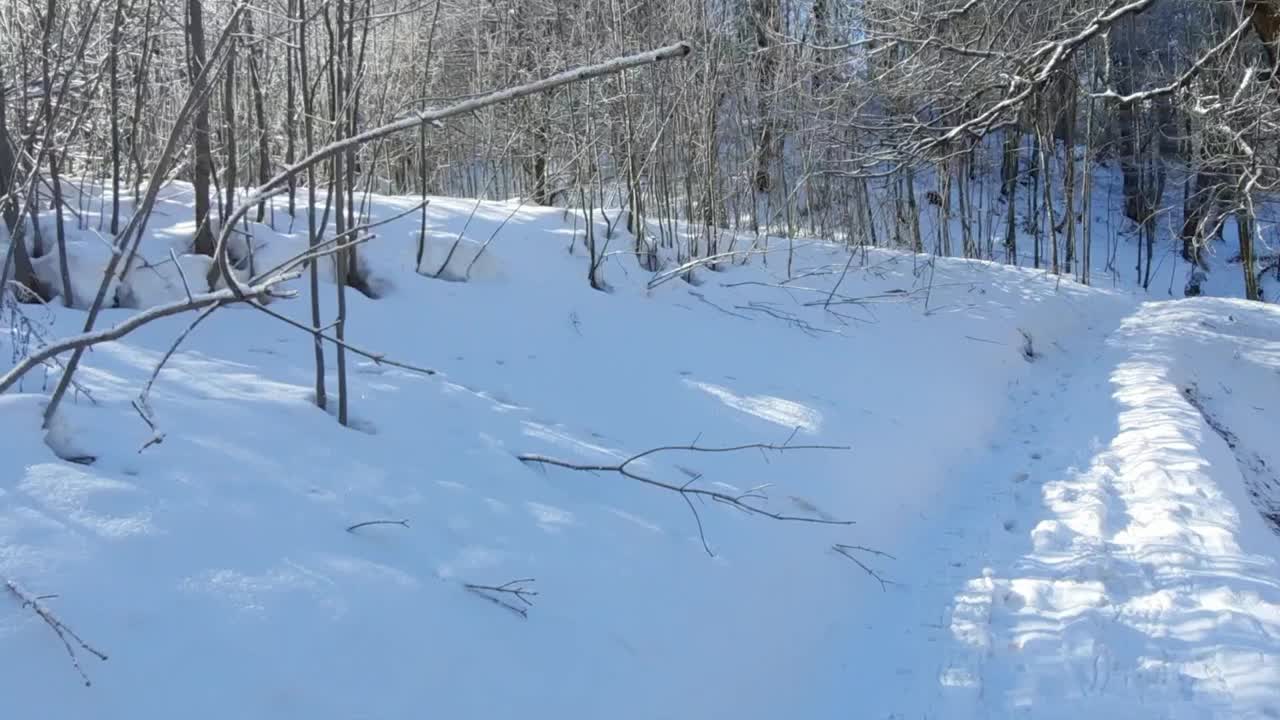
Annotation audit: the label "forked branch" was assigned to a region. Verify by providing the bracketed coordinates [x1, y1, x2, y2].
[518, 431, 851, 555]
[832, 544, 897, 591]
[464, 578, 538, 618]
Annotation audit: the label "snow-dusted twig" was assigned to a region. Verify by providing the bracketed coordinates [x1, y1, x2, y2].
[130, 399, 165, 452]
[4, 580, 108, 686]
[463, 578, 537, 619]
[647, 248, 759, 289]
[1092, 12, 1253, 105]
[518, 432, 852, 556]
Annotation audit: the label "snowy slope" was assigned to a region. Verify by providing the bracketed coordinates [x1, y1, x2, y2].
[2, 189, 1279, 718]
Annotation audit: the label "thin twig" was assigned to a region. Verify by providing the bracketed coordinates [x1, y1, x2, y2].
[168, 248, 195, 302]
[345, 519, 410, 532]
[463, 578, 537, 618]
[4, 580, 108, 686]
[244, 301, 438, 377]
[832, 544, 897, 591]
[518, 433, 852, 557]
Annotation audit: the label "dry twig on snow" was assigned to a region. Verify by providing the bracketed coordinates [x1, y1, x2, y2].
[346, 519, 410, 532]
[518, 429, 851, 556]
[4, 580, 108, 687]
[463, 578, 538, 619]
[832, 544, 897, 591]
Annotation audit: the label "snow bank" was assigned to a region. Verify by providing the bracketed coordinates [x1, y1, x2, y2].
[2, 187, 1278, 719]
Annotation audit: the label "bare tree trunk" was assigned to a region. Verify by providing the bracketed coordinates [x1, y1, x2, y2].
[285, 0, 297, 218]
[297, 0, 326, 410]
[108, 0, 128, 235]
[1038, 122, 1058, 275]
[328, 0, 350, 427]
[1081, 85, 1095, 285]
[187, 0, 215, 256]
[243, 8, 270, 223]
[905, 168, 922, 253]
[1003, 131, 1018, 264]
[128, 0, 155, 203]
[1238, 206, 1261, 301]
[41, 0, 74, 306]
[750, 0, 781, 194]
[1062, 95, 1076, 276]
[0, 59, 18, 232]
[1030, 129, 1042, 268]
[1, 65, 42, 300]
[221, 16, 238, 230]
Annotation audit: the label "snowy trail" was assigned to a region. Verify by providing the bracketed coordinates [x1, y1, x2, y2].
[820, 297, 1123, 718]
[927, 301, 1280, 719]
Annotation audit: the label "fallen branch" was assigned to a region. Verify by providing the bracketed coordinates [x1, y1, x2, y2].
[131, 399, 165, 452]
[518, 431, 851, 556]
[734, 301, 837, 336]
[346, 519, 409, 532]
[213, 42, 694, 299]
[4, 580, 108, 686]
[244, 300, 437, 377]
[832, 544, 897, 591]
[0, 273, 301, 396]
[463, 578, 537, 619]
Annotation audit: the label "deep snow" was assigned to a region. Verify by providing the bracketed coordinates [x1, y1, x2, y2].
[2, 185, 1279, 718]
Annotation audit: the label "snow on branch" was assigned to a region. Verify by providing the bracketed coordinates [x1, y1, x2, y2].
[212, 42, 694, 298]
[0, 272, 301, 396]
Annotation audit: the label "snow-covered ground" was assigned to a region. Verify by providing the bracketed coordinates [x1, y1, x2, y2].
[2, 185, 1279, 718]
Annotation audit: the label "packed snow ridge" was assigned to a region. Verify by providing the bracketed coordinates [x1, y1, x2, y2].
[3, 190, 1280, 719]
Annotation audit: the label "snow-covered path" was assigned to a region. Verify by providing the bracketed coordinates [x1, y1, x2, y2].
[925, 300, 1280, 719]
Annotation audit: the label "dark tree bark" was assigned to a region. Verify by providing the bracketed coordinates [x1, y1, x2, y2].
[187, 0, 215, 256]
[0, 66, 18, 232]
[296, 0, 326, 409]
[41, 0, 74, 306]
[243, 8, 270, 223]
[128, 0, 155, 202]
[108, 0, 128, 235]
[221, 15, 238, 228]
[327, 0, 350, 427]
[750, 0, 781, 194]
[1238, 209, 1261, 301]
